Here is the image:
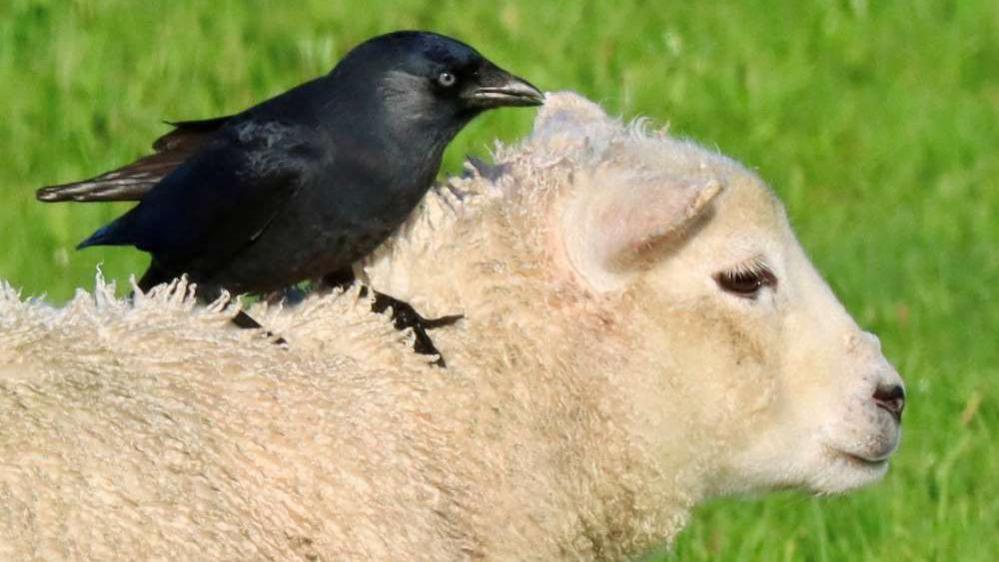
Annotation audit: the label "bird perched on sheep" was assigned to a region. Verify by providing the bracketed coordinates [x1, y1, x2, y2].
[35, 30, 542, 345]
[0, 92, 905, 561]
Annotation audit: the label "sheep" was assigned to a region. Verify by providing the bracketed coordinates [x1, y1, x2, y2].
[0, 92, 905, 561]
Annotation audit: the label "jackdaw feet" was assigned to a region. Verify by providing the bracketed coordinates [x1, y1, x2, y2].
[320, 270, 462, 367]
[369, 291, 463, 367]
[231, 310, 287, 345]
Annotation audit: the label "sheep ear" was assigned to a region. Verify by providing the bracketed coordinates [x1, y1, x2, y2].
[562, 168, 724, 291]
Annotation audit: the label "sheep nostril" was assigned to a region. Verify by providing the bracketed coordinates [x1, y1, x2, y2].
[873, 384, 905, 422]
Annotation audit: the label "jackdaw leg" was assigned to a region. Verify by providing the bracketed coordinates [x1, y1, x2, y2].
[138, 263, 284, 343]
[320, 270, 462, 367]
[226, 303, 287, 345]
[370, 291, 463, 367]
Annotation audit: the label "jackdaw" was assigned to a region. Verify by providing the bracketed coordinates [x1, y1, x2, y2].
[36, 31, 543, 358]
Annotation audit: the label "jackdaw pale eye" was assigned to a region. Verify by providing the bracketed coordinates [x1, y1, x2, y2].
[437, 71, 457, 87]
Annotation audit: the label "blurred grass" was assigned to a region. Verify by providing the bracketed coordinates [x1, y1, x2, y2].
[1, 0, 996, 560]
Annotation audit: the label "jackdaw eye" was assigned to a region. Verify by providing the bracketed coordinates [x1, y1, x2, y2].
[715, 263, 777, 299]
[437, 71, 457, 88]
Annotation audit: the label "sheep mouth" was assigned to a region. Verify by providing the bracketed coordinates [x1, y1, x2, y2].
[825, 421, 901, 469]
[842, 452, 889, 468]
[827, 447, 891, 470]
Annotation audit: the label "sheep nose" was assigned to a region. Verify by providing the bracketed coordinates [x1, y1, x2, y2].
[873, 383, 906, 422]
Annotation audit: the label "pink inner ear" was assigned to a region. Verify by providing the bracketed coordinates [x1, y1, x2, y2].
[590, 175, 724, 269]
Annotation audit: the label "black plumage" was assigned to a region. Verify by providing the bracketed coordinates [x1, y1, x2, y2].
[38, 31, 542, 303]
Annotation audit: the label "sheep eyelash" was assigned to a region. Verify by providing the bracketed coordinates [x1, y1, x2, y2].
[728, 257, 774, 278]
[714, 257, 778, 299]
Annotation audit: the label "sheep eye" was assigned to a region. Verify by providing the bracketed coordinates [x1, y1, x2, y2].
[715, 265, 777, 299]
[437, 71, 457, 87]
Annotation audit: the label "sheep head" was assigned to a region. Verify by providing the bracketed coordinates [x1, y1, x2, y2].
[363, 92, 904, 503]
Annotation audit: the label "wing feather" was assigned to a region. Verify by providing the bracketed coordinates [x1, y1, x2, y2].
[36, 115, 234, 203]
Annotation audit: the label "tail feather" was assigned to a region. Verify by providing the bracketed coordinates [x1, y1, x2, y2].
[76, 218, 132, 249]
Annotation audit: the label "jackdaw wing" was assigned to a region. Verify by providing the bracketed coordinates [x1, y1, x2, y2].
[79, 119, 324, 275]
[36, 114, 235, 203]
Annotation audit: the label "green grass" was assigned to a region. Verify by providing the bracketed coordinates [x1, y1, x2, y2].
[2, 0, 996, 560]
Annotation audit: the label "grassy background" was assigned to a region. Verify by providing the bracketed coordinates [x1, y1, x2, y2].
[1, 0, 996, 559]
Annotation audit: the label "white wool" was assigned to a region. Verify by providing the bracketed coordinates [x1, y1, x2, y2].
[0, 92, 903, 561]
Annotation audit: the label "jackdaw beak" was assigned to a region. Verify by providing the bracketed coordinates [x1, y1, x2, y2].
[464, 64, 544, 108]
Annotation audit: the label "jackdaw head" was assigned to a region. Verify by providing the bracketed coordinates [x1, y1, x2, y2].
[338, 31, 543, 127]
